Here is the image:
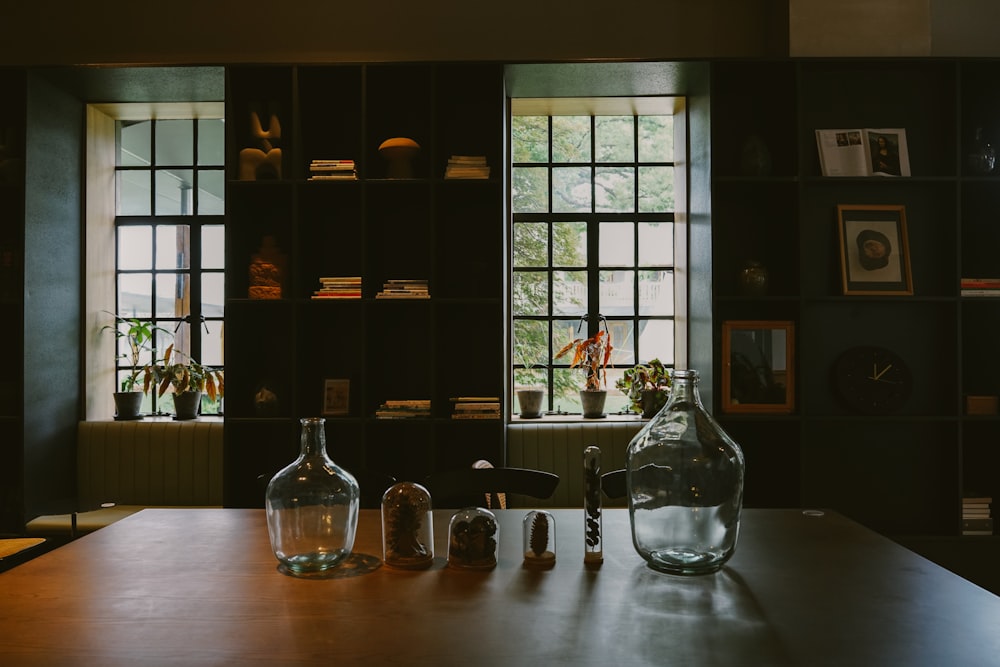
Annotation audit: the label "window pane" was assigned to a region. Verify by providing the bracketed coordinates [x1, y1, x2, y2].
[637, 318, 674, 364]
[511, 116, 548, 163]
[511, 166, 548, 213]
[552, 167, 591, 213]
[202, 320, 224, 366]
[639, 116, 673, 162]
[118, 120, 151, 167]
[551, 116, 590, 163]
[202, 225, 225, 269]
[198, 119, 225, 166]
[513, 222, 547, 267]
[117, 171, 151, 215]
[639, 166, 673, 212]
[596, 116, 634, 162]
[599, 222, 634, 266]
[155, 169, 195, 215]
[156, 225, 190, 270]
[638, 223, 673, 266]
[197, 169, 225, 215]
[553, 270, 586, 315]
[202, 273, 225, 318]
[639, 270, 673, 315]
[513, 319, 549, 369]
[156, 273, 188, 318]
[156, 120, 193, 165]
[605, 368, 630, 414]
[595, 167, 634, 213]
[169, 321, 192, 366]
[552, 221, 586, 267]
[118, 226, 152, 270]
[607, 320, 635, 367]
[513, 271, 548, 316]
[552, 368, 581, 413]
[118, 272, 152, 318]
[600, 269, 634, 315]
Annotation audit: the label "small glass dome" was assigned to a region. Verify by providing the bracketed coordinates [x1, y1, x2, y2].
[447, 507, 499, 570]
[380, 482, 434, 570]
[522, 510, 556, 569]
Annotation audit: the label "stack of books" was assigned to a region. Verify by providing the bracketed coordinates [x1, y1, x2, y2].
[308, 159, 357, 181]
[375, 399, 431, 419]
[445, 155, 490, 179]
[962, 496, 994, 535]
[960, 278, 1000, 297]
[376, 279, 430, 299]
[312, 276, 362, 299]
[450, 396, 501, 420]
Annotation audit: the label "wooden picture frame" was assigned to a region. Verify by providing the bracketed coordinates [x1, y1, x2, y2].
[721, 320, 795, 414]
[323, 379, 350, 416]
[837, 204, 913, 295]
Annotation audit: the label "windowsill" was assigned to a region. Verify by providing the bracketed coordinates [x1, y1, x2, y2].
[509, 413, 647, 424]
[88, 415, 224, 423]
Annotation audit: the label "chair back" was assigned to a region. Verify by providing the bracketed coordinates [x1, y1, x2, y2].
[424, 462, 560, 509]
[601, 468, 627, 500]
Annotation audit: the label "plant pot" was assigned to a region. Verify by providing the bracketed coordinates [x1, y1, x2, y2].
[173, 391, 202, 420]
[113, 391, 143, 421]
[516, 389, 544, 419]
[580, 390, 607, 419]
[641, 389, 666, 419]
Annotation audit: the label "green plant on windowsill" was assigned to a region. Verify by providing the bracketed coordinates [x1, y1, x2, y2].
[616, 358, 671, 417]
[101, 313, 167, 393]
[144, 344, 224, 399]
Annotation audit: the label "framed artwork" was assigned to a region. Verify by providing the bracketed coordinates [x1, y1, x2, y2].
[837, 204, 913, 296]
[721, 320, 795, 414]
[323, 379, 350, 416]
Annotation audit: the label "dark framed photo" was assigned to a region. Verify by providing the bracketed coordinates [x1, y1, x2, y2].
[837, 204, 913, 296]
[720, 320, 795, 414]
[323, 379, 350, 416]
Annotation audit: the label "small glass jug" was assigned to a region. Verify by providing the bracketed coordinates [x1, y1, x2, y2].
[265, 417, 360, 576]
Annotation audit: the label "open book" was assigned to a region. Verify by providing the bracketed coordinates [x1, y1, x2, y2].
[815, 128, 910, 177]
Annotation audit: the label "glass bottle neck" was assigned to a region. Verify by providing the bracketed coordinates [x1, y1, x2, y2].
[300, 418, 327, 456]
[669, 370, 701, 405]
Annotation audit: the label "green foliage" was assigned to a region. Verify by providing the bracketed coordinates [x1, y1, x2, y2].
[101, 313, 168, 392]
[615, 359, 671, 414]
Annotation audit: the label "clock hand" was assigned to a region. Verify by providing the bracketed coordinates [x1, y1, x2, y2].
[873, 363, 893, 381]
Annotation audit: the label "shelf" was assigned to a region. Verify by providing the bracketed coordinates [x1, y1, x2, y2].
[711, 58, 998, 540]
[224, 63, 505, 507]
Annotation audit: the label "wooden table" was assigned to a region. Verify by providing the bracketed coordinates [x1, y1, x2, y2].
[1, 508, 998, 666]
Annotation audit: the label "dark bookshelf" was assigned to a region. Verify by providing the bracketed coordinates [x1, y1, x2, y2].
[224, 63, 505, 507]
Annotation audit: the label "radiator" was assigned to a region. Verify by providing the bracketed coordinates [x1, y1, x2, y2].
[506, 422, 644, 508]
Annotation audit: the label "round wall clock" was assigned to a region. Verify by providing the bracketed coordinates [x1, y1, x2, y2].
[833, 345, 913, 415]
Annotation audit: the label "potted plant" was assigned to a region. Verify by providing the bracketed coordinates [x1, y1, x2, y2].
[514, 344, 547, 419]
[144, 344, 224, 420]
[555, 329, 612, 418]
[616, 358, 671, 418]
[101, 313, 167, 420]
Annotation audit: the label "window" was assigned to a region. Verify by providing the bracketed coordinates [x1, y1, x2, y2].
[510, 99, 683, 415]
[113, 117, 225, 415]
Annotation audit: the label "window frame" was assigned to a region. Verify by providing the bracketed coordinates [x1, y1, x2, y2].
[509, 99, 687, 418]
[85, 103, 226, 420]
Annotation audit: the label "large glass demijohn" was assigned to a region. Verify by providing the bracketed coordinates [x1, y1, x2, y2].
[625, 369, 745, 574]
